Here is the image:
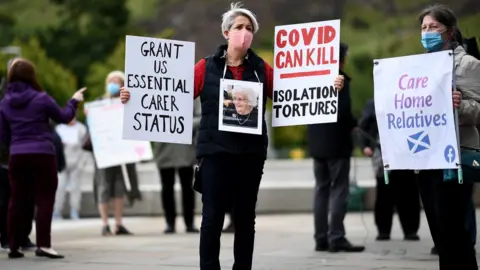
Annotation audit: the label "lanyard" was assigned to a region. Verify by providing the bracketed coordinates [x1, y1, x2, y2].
[222, 62, 261, 83]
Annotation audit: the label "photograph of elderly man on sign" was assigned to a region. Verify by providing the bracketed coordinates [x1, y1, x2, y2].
[218, 80, 263, 135]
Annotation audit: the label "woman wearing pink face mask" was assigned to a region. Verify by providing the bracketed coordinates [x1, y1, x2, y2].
[120, 2, 345, 269]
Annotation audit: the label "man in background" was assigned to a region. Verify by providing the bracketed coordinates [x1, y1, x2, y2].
[307, 42, 364, 253]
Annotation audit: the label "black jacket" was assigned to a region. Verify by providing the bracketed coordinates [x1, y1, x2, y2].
[307, 70, 357, 159]
[358, 98, 379, 150]
[196, 45, 268, 158]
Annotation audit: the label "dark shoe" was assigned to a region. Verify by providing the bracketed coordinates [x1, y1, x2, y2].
[102, 225, 112, 236]
[329, 239, 365, 253]
[431, 246, 438, 255]
[35, 249, 64, 259]
[164, 225, 176, 234]
[223, 223, 235, 233]
[186, 226, 199, 233]
[376, 234, 391, 241]
[315, 240, 329, 251]
[115, 225, 133, 235]
[404, 233, 420, 241]
[8, 250, 24, 259]
[21, 238, 36, 250]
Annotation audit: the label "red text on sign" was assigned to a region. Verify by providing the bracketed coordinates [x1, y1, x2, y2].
[276, 26, 336, 48]
[275, 46, 337, 70]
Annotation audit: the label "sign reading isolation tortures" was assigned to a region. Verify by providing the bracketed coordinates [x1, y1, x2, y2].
[272, 19, 340, 127]
[374, 50, 459, 170]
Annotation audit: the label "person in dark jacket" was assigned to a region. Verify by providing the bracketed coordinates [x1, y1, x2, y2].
[307, 42, 364, 253]
[120, 3, 345, 268]
[0, 58, 85, 259]
[358, 99, 420, 241]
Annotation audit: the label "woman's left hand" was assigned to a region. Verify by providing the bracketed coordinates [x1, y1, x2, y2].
[453, 90, 462, 109]
[334, 75, 345, 91]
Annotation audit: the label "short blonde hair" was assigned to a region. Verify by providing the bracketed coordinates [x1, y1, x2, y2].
[104, 70, 125, 97]
[221, 2, 259, 36]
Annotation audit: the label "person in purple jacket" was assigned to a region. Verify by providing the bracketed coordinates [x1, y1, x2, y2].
[0, 58, 86, 259]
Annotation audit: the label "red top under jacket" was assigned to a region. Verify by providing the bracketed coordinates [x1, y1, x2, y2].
[193, 58, 274, 100]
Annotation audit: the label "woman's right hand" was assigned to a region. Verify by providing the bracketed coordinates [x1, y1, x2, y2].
[72, 87, 87, 102]
[120, 87, 131, 104]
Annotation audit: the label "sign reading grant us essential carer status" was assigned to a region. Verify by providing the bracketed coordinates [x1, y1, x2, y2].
[374, 50, 459, 170]
[123, 35, 195, 144]
[272, 19, 340, 127]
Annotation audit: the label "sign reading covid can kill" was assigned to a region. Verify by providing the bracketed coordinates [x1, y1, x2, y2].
[272, 19, 341, 127]
[374, 50, 459, 170]
[122, 35, 195, 144]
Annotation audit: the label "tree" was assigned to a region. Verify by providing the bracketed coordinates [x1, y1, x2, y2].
[0, 38, 77, 105]
[39, 0, 129, 87]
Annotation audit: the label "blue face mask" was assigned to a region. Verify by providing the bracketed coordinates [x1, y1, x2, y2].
[421, 31, 445, 52]
[107, 83, 120, 95]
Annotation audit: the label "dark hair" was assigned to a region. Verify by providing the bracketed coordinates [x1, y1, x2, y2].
[419, 4, 457, 29]
[7, 58, 44, 91]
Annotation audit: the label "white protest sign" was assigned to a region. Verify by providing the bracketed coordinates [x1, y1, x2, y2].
[85, 98, 154, 169]
[123, 35, 195, 144]
[374, 50, 459, 170]
[218, 79, 263, 135]
[272, 19, 340, 127]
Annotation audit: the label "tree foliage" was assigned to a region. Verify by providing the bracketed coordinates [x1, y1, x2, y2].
[38, 0, 129, 86]
[0, 38, 76, 105]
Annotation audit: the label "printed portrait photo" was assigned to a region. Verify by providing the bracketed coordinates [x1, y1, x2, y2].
[218, 79, 263, 135]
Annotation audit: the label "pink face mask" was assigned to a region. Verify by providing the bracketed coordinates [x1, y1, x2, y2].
[228, 29, 253, 50]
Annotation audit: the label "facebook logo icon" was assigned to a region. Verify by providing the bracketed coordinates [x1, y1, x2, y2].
[444, 145, 456, 163]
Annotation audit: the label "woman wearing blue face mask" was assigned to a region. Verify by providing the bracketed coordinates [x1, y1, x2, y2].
[414, 4, 480, 270]
[83, 71, 142, 236]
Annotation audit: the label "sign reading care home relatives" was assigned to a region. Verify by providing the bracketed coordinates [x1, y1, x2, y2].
[85, 98, 154, 169]
[272, 19, 341, 127]
[374, 50, 459, 170]
[123, 35, 195, 144]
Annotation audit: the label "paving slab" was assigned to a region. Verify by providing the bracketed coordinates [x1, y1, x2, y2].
[0, 212, 464, 269]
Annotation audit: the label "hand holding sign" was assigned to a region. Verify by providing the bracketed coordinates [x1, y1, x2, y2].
[120, 87, 130, 104]
[334, 75, 344, 91]
[72, 87, 87, 102]
[452, 90, 462, 108]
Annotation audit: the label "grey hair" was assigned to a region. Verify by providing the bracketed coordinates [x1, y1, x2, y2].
[221, 2, 259, 36]
[232, 87, 258, 107]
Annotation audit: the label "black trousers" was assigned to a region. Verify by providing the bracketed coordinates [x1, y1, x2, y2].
[313, 158, 350, 244]
[159, 167, 195, 227]
[199, 153, 264, 270]
[0, 166, 33, 247]
[374, 170, 420, 236]
[417, 170, 477, 270]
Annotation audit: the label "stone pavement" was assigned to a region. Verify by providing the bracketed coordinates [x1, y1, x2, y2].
[0, 212, 454, 270]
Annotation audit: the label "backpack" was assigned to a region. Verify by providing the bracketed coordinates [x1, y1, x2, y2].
[463, 37, 480, 60]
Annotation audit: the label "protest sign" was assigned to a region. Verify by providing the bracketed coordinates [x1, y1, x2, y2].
[272, 19, 340, 127]
[374, 50, 459, 170]
[123, 35, 195, 144]
[86, 98, 154, 169]
[218, 79, 263, 135]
